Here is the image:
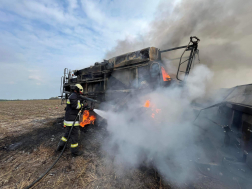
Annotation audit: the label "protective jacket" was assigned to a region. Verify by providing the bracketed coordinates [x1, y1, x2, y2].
[64, 92, 82, 126]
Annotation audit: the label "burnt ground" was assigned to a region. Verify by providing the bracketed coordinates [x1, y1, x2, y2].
[0, 100, 234, 189]
[0, 117, 164, 188]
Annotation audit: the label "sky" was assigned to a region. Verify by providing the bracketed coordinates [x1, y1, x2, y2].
[105, 0, 252, 93]
[1, 0, 251, 100]
[0, 0, 163, 99]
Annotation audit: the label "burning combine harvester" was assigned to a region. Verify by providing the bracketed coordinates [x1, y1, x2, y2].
[60, 36, 252, 187]
[60, 36, 200, 107]
[60, 36, 200, 126]
[195, 84, 252, 187]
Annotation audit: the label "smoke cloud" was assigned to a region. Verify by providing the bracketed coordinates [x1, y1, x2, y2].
[98, 65, 214, 184]
[106, 0, 252, 89]
[97, 0, 252, 185]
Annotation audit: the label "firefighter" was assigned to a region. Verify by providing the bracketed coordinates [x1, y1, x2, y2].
[56, 84, 84, 157]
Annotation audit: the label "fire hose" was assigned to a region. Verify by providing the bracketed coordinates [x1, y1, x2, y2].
[24, 108, 83, 189]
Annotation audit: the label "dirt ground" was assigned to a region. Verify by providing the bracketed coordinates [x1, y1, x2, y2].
[0, 100, 232, 189]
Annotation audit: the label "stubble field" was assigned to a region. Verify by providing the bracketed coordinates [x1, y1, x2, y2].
[0, 99, 231, 189]
[0, 100, 164, 189]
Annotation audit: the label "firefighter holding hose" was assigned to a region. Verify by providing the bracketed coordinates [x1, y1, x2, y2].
[56, 84, 85, 157]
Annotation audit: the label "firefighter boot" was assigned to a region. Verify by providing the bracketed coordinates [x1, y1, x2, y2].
[56, 137, 67, 152]
[71, 146, 83, 157]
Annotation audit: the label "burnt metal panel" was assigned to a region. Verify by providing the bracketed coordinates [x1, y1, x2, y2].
[112, 47, 153, 68]
[231, 110, 243, 131]
[149, 47, 159, 60]
[62, 46, 171, 105]
[107, 69, 136, 90]
[226, 103, 252, 115]
[226, 84, 252, 107]
[138, 65, 151, 87]
[70, 78, 77, 83]
[82, 73, 92, 80]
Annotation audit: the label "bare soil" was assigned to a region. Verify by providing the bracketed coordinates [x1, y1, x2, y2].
[0, 100, 232, 189]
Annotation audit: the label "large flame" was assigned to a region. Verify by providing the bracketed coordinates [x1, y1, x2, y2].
[161, 67, 171, 81]
[80, 110, 96, 127]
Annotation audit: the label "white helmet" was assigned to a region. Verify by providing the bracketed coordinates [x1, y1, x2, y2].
[75, 84, 83, 94]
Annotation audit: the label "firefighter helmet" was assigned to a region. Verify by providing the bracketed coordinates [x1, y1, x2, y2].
[75, 84, 83, 94]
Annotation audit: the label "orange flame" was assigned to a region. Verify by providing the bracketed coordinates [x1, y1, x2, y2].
[80, 110, 96, 127]
[143, 100, 161, 119]
[144, 100, 150, 108]
[161, 67, 171, 81]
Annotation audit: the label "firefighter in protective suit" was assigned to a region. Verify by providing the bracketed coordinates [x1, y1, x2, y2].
[56, 84, 84, 157]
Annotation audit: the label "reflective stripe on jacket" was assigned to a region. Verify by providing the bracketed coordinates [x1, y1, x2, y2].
[64, 92, 82, 123]
[64, 120, 80, 126]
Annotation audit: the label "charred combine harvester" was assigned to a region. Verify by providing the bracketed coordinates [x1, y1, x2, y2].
[59, 36, 252, 187]
[60, 36, 200, 107]
[195, 84, 252, 188]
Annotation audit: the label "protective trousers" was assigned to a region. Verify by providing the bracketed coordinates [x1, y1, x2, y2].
[58, 126, 80, 155]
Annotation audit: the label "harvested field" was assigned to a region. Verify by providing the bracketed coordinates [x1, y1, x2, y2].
[0, 100, 232, 189]
[0, 99, 65, 140]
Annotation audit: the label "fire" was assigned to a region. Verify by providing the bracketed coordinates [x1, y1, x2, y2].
[144, 100, 150, 108]
[143, 100, 161, 119]
[161, 67, 171, 81]
[80, 110, 96, 127]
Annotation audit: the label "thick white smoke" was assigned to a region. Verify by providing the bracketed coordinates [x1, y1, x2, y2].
[98, 65, 213, 184]
[106, 0, 252, 89]
[97, 0, 252, 184]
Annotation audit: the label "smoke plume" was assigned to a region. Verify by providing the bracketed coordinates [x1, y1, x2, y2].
[106, 0, 252, 89]
[99, 65, 214, 184]
[98, 0, 252, 185]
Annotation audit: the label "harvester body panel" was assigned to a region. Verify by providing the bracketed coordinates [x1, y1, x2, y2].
[62, 47, 169, 107]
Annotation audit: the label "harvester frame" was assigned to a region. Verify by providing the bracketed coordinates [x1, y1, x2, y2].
[60, 36, 200, 106]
